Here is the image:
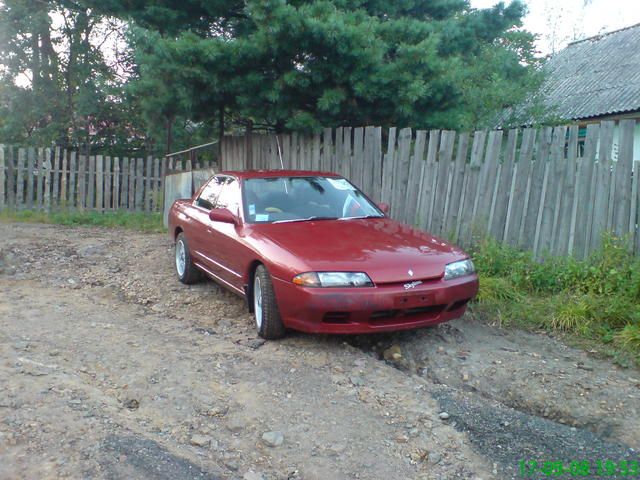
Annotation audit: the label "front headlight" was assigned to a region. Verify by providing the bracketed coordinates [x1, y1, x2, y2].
[292, 272, 374, 287]
[444, 259, 475, 280]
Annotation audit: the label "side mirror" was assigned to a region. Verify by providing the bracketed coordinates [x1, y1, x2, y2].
[377, 202, 390, 215]
[209, 208, 238, 225]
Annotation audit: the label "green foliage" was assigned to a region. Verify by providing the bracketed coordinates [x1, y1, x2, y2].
[476, 275, 523, 304]
[549, 296, 592, 335]
[615, 325, 640, 352]
[0, 209, 164, 233]
[470, 234, 640, 364]
[80, 0, 542, 135]
[0, 1, 148, 152]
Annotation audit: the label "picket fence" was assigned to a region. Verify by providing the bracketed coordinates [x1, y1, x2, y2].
[220, 121, 640, 258]
[0, 146, 216, 212]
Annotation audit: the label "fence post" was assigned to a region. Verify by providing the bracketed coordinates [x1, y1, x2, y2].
[60, 149, 68, 207]
[52, 147, 60, 207]
[113, 158, 120, 210]
[104, 156, 112, 211]
[88, 155, 96, 210]
[43, 149, 51, 212]
[96, 155, 104, 212]
[0, 145, 4, 210]
[153, 157, 160, 211]
[135, 157, 144, 211]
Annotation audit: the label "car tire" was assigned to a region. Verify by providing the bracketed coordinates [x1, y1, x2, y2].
[175, 233, 201, 284]
[253, 265, 286, 339]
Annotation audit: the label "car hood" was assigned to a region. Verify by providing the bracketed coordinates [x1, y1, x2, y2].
[252, 218, 466, 284]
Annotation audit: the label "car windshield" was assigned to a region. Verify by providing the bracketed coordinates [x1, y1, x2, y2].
[242, 176, 384, 224]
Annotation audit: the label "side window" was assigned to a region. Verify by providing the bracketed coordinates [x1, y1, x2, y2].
[196, 176, 225, 210]
[215, 177, 241, 214]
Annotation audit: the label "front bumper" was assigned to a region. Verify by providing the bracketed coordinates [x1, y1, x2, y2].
[271, 274, 479, 334]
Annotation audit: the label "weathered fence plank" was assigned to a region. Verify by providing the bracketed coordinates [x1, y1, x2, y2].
[0, 146, 4, 209]
[432, 130, 456, 235]
[405, 130, 427, 225]
[96, 155, 104, 211]
[26, 148, 35, 209]
[145, 156, 153, 212]
[135, 158, 144, 211]
[113, 158, 120, 210]
[105, 157, 112, 210]
[460, 130, 486, 243]
[613, 120, 635, 235]
[36, 148, 45, 209]
[16, 149, 25, 207]
[381, 127, 396, 205]
[574, 124, 599, 258]
[52, 147, 60, 207]
[630, 161, 639, 253]
[392, 128, 412, 221]
[68, 152, 76, 208]
[6, 147, 15, 207]
[491, 129, 517, 239]
[87, 156, 96, 209]
[43, 150, 51, 211]
[77, 154, 85, 208]
[444, 132, 469, 238]
[321, 128, 332, 173]
[510, 129, 536, 246]
[557, 125, 579, 255]
[417, 130, 440, 230]
[128, 158, 136, 210]
[60, 149, 67, 207]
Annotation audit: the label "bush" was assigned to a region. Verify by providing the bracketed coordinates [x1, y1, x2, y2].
[470, 234, 640, 363]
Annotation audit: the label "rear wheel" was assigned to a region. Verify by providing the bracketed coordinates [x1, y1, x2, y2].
[253, 265, 285, 339]
[175, 233, 201, 284]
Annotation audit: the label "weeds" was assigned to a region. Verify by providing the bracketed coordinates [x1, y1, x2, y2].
[0, 209, 165, 233]
[470, 234, 640, 365]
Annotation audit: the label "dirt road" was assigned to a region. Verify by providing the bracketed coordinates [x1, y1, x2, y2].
[1, 223, 638, 479]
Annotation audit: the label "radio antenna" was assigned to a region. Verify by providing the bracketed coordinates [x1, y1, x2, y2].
[276, 135, 285, 170]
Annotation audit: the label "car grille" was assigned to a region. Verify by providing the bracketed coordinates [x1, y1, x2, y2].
[322, 312, 351, 324]
[369, 304, 446, 324]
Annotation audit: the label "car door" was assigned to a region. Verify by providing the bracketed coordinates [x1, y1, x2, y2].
[201, 176, 247, 291]
[188, 175, 226, 275]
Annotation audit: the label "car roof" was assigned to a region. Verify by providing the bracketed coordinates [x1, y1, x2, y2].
[219, 170, 341, 180]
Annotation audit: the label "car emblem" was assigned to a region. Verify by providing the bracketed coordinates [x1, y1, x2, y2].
[408, 269, 414, 277]
[404, 280, 422, 290]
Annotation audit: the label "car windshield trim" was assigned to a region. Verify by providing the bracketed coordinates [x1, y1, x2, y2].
[339, 214, 384, 220]
[272, 216, 339, 224]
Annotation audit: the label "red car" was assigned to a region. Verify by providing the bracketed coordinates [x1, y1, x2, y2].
[168, 170, 478, 339]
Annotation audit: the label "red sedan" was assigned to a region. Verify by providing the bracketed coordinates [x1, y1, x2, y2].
[168, 170, 479, 339]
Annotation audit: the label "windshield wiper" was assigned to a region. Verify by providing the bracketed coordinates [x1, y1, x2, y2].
[272, 216, 339, 224]
[339, 214, 384, 220]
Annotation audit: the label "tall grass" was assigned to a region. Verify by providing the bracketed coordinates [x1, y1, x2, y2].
[0, 209, 165, 233]
[470, 234, 640, 365]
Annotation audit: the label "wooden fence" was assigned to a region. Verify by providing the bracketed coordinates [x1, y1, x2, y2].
[220, 121, 640, 258]
[0, 146, 216, 212]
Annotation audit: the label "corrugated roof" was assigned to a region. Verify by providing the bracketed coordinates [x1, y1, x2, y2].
[540, 23, 640, 120]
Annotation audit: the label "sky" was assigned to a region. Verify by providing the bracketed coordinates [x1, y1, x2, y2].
[470, 0, 640, 55]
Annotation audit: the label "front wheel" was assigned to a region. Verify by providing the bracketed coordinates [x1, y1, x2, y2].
[253, 265, 286, 339]
[175, 233, 201, 284]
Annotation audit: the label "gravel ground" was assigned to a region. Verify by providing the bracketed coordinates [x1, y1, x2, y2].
[1, 222, 638, 479]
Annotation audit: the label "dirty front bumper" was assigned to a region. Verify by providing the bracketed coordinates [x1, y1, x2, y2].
[271, 274, 479, 334]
